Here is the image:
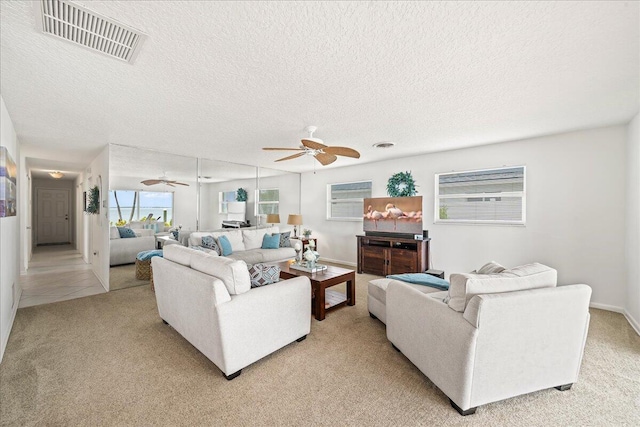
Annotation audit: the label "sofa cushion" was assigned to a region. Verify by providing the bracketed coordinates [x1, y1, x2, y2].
[242, 229, 267, 250]
[201, 235, 222, 255]
[190, 254, 251, 295]
[110, 226, 121, 239]
[476, 261, 506, 274]
[248, 263, 281, 288]
[218, 235, 233, 256]
[214, 229, 245, 252]
[118, 227, 137, 238]
[446, 263, 557, 312]
[262, 233, 280, 249]
[163, 245, 195, 267]
[279, 231, 291, 248]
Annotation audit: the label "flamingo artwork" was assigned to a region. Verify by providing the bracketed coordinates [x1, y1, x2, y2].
[385, 203, 405, 230]
[366, 205, 383, 229]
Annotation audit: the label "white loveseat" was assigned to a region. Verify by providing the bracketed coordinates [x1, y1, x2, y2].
[109, 227, 156, 266]
[386, 263, 592, 415]
[152, 245, 311, 379]
[188, 226, 299, 264]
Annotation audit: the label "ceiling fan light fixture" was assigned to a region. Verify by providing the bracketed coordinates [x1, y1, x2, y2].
[49, 171, 64, 179]
[373, 141, 396, 149]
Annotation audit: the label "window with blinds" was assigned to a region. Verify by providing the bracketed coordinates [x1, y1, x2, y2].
[327, 181, 372, 220]
[435, 166, 525, 224]
[219, 190, 236, 214]
[256, 188, 279, 215]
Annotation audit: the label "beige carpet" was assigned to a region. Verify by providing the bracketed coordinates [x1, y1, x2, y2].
[109, 263, 151, 291]
[1, 271, 639, 426]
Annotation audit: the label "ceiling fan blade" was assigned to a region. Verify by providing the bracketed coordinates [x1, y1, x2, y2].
[315, 153, 337, 166]
[166, 183, 176, 187]
[323, 146, 361, 158]
[173, 182, 189, 186]
[301, 139, 327, 150]
[141, 179, 162, 185]
[263, 147, 305, 151]
[275, 152, 306, 162]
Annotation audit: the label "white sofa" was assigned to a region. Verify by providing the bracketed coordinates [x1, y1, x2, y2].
[109, 227, 156, 266]
[152, 245, 311, 380]
[188, 226, 299, 264]
[386, 263, 592, 415]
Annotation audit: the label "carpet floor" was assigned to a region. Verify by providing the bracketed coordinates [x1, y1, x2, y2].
[1, 271, 639, 426]
[109, 264, 151, 291]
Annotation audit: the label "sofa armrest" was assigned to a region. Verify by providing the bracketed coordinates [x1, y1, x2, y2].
[216, 276, 311, 374]
[386, 280, 478, 410]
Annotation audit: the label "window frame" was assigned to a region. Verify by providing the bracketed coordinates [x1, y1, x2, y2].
[255, 187, 280, 216]
[434, 166, 526, 226]
[219, 190, 236, 214]
[326, 180, 373, 221]
[108, 189, 175, 225]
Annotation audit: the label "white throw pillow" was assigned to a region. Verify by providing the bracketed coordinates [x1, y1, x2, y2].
[109, 226, 121, 240]
[476, 261, 506, 274]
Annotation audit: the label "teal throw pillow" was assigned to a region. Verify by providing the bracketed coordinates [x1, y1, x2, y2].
[118, 227, 137, 238]
[201, 235, 222, 255]
[217, 235, 233, 256]
[279, 231, 291, 248]
[262, 233, 281, 249]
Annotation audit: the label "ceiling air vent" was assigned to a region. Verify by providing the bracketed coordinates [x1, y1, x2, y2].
[37, 0, 146, 64]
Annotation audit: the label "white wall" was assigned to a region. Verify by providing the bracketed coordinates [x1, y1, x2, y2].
[18, 156, 31, 272]
[626, 113, 640, 333]
[301, 125, 628, 310]
[86, 147, 110, 290]
[0, 96, 21, 362]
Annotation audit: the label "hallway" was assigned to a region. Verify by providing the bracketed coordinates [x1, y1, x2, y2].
[18, 245, 105, 308]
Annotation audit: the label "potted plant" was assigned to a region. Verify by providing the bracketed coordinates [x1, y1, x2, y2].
[302, 229, 312, 239]
[236, 188, 248, 202]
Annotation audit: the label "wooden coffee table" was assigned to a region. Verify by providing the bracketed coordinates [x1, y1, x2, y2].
[275, 261, 356, 321]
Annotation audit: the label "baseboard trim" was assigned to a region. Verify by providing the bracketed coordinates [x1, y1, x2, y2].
[589, 302, 624, 313]
[623, 310, 640, 336]
[589, 303, 640, 337]
[321, 257, 357, 268]
[1, 287, 22, 363]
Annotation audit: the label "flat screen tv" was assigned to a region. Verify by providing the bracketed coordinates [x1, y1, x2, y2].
[363, 196, 423, 235]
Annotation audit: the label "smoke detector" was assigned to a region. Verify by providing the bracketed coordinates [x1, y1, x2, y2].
[37, 0, 146, 64]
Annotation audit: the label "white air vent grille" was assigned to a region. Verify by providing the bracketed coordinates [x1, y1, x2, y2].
[38, 0, 145, 63]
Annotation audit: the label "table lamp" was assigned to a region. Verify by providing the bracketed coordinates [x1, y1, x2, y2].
[266, 214, 280, 226]
[287, 214, 303, 238]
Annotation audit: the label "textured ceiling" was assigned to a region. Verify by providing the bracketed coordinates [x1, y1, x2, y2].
[1, 1, 638, 173]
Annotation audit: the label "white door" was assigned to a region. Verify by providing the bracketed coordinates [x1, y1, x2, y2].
[37, 188, 71, 245]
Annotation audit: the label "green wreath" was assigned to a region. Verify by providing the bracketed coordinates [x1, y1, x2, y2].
[236, 188, 248, 202]
[387, 171, 418, 197]
[85, 185, 100, 215]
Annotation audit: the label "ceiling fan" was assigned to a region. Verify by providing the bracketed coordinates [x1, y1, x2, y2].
[141, 172, 189, 187]
[263, 126, 361, 166]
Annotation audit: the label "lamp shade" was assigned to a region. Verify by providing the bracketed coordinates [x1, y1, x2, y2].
[266, 214, 281, 224]
[287, 214, 303, 226]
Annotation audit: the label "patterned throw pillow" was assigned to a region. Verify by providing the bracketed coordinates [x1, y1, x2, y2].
[279, 231, 291, 248]
[248, 263, 281, 288]
[170, 230, 179, 240]
[118, 227, 137, 238]
[201, 236, 222, 255]
[476, 261, 506, 274]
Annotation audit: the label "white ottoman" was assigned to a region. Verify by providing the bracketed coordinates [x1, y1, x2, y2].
[368, 278, 446, 324]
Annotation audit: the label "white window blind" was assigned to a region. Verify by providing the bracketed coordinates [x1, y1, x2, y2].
[435, 166, 525, 224]
[219, 190, 236, 214]
[327, 181, 372, 220]
[256, 188, 279, 215]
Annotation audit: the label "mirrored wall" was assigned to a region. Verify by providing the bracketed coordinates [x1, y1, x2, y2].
[108, 144, 301, 236]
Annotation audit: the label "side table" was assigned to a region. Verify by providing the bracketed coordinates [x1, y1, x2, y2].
[299, 237, 318, 252]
